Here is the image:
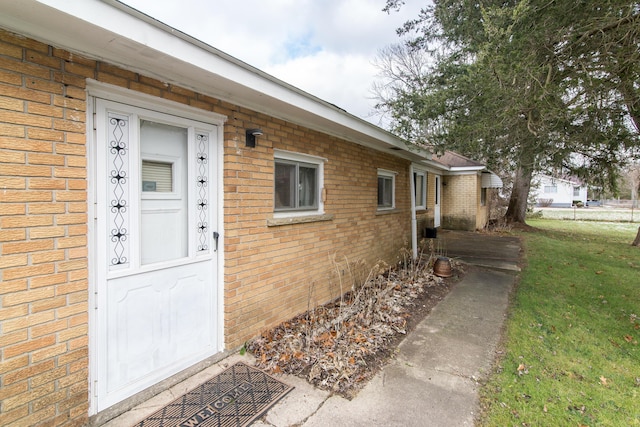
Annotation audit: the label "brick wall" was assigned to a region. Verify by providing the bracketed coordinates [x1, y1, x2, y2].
[441, 174, 479, 231]
[223, 117, 412, 348]
[0, 28, 412, 425]
[0, 29, 91, 427]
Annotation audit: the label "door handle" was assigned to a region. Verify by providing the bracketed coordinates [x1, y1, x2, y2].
[213, 231, 220, 252]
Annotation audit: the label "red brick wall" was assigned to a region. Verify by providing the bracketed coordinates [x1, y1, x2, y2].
[0, 28, 412, 425]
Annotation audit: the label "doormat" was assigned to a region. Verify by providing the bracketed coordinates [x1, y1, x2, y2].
[132, 362, 293, 427]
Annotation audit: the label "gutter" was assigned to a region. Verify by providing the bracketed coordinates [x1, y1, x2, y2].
[101, 0, 350, 122]
[409, 164, 418, 260]
[0, 0, 430, 162]
[99, 0, 429, 160]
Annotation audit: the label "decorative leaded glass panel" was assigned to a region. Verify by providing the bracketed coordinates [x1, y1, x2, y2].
[108, 112, 130, 268]
[196, 133, 210, 252]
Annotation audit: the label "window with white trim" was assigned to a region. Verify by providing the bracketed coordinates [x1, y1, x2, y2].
[377, 169, 396, 210]
[274, 150, 324, 215]
[142, 160, 174, 192]
[413, 170, 427, 210]
[573, 186, 580, 197]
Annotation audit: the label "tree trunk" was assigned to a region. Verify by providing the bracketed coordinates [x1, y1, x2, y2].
[505, 164, 533, 224]
[632, 226, 640, 247]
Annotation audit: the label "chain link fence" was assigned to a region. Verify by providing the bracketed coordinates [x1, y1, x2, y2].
[535, 203, 639, 223]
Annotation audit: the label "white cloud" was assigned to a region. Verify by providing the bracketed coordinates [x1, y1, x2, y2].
[123, 0, 424, 123]
[265, 51, 379, 117]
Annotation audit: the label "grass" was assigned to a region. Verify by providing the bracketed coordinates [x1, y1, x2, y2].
[479, 219, 640, 427]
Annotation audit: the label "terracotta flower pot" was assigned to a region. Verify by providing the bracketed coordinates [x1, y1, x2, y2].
[433, 256, 452, 278]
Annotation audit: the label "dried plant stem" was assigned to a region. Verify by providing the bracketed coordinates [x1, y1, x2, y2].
[249, 246, 449, 396]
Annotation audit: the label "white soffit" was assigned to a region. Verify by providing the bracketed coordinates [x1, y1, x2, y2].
[0, 0, 429, 162]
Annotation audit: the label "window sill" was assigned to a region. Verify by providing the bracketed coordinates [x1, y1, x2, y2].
[376, 208, 401, 215]
[267, 213, 334, 227]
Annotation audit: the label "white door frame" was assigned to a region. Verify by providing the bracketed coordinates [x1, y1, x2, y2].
[86, 81, 226, 415]
[434, 175, 441, 228]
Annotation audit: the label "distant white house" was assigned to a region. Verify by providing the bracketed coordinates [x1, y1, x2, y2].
[532, 174, 588, 207]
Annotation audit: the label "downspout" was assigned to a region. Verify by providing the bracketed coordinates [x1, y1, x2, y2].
[409, 164, 418, 260]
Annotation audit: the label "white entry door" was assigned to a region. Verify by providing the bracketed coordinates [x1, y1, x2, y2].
[93, 98, 221, 411]
[434, 175, 441, 228]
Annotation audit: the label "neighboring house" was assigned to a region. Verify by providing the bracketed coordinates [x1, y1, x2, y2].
[0, 2, 501, 425]
[532, 174, 588, 207]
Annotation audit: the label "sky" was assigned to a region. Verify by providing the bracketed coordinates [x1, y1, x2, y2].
[121, 0, 425, 126]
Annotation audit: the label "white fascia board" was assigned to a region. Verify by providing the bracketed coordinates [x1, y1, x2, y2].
[539, 174, 582, 186]
[0, 0, 429, 162]
[448, 166, 486, 174]
[420, 159, 452, 174]
[421, 159, 487, 175]
[412, 161, 447, 175]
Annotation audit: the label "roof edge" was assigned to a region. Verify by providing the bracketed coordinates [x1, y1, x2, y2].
[0, 0, 432, 162]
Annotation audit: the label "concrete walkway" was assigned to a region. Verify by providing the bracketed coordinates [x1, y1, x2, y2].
[105, 231, 521, 427]
[255, 230, 522, 427]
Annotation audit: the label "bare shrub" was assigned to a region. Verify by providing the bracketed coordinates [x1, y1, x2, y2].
[247, 248, 447, 396]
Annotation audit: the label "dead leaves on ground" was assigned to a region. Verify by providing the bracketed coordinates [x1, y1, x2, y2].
[247, 258, 450, 397]
[517, 363, 529, 376]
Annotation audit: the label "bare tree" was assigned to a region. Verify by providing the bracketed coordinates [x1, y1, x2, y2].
[622, 162, 640, 208]
[378, 0, 640, 225]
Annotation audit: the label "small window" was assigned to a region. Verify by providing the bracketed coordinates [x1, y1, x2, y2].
[274, 150, 324, 215]
[377, 169, 396, 209]
[544, 185, 557, 193]
[414, 171, 427, 209]
[274, 161, 317, 210]
[142, 160, 173, 192]
[481, 187, 487, 206]
[573, 186, 580, 197]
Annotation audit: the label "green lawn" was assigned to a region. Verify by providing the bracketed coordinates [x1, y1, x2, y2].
[479, 219, 640, 427]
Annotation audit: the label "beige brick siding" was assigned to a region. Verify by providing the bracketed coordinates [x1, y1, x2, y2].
[442, 174, 480, 231]
[0, 28, 412, 425]
[1, 29, 90, 427]
[222, 114, 411, 348]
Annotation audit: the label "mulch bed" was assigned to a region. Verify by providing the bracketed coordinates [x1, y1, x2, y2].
[247, 255, 464, 398]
